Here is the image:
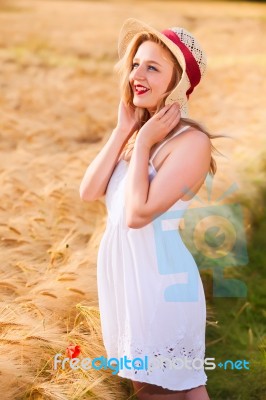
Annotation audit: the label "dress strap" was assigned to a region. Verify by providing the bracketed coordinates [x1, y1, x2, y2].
[149, 125, 191, 166]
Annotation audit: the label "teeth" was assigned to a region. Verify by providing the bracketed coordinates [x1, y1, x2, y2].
[135, 86, 149, 91]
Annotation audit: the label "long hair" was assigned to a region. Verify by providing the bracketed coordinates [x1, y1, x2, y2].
[114, 31, 228, 176]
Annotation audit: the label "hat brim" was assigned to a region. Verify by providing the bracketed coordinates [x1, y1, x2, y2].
[117, 18, 190, 117]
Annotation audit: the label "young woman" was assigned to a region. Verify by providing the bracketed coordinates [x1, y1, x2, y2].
[80, 18, 222, 400]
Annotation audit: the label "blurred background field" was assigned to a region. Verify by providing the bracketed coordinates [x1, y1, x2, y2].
[0, 0, 265, 399]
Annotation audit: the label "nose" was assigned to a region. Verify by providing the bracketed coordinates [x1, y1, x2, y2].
[130, 63, 147, 82]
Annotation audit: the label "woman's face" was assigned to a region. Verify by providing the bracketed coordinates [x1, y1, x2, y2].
[129, 40, 175, 115]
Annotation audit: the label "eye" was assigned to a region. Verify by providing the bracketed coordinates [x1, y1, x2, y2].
[148, 65, 157, 71]
[131, 63, 158, 71]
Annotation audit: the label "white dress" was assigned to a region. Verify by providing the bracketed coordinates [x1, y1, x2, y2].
[97, 125, 208, 391]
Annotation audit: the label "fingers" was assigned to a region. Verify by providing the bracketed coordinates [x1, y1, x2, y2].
[155, 103, 172, 119]
[157, 103, 180, 130]
[156, 102, 180, 120]
[164, 103, 180, 125]
[164, 106, 181, 129]
[169, 110, 181, 131]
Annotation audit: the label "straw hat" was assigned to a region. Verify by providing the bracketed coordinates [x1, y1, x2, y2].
[117, 18, 207, 117]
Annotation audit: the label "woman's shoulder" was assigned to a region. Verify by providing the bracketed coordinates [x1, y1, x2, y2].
[174, 123, 210, 142]
[167, 123, 211, 157]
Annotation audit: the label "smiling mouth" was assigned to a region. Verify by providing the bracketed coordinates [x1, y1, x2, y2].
[134, 85, 150, 95]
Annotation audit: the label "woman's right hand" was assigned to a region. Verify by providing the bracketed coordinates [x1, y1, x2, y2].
[115, 100, 139, 139]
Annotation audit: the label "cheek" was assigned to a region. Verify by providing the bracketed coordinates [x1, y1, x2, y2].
[154, 79, 168, 93]
[166, 70, 176, 90]
[129, 69, 135, 82]
[158, 77, 172, 93]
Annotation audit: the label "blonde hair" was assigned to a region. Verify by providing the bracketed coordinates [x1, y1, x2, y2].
[114, 32, 228, 176]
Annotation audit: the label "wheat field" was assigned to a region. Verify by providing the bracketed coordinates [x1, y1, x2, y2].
[0, 0, 265, 399]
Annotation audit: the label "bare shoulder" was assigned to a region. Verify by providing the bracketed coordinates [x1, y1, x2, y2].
[170, 125, 211, 155]
[182, 125, 210, 141]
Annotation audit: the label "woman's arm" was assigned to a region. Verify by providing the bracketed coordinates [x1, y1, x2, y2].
[124, 104, 211, 228]
[79, 127, 130, 202]
[80, 101, 139, 202]
[125, 130, 211, 228]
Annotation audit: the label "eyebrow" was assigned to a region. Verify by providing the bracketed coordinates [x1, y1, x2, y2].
[132, 58, 162, 66]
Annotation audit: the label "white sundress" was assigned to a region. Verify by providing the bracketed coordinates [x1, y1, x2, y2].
[96, 125, 208, 391]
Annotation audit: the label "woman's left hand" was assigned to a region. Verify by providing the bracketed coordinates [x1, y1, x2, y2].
[136, 102, 181, 148]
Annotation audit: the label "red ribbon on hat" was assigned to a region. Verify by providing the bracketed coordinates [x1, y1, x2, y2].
[161, 29, 201, 98]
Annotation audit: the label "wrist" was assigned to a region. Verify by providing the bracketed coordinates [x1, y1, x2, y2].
[112, 126, 135, 140]
[110, 127, 129, 143]
[135, 136, 152, 151]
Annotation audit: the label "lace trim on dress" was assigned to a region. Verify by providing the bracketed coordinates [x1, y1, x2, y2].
[106, 331, 205, 376]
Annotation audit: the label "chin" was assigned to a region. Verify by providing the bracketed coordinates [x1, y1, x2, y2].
[133, 98, 156, 110]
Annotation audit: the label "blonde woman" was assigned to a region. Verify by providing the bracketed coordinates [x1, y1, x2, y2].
[80, 18, 223, 400]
